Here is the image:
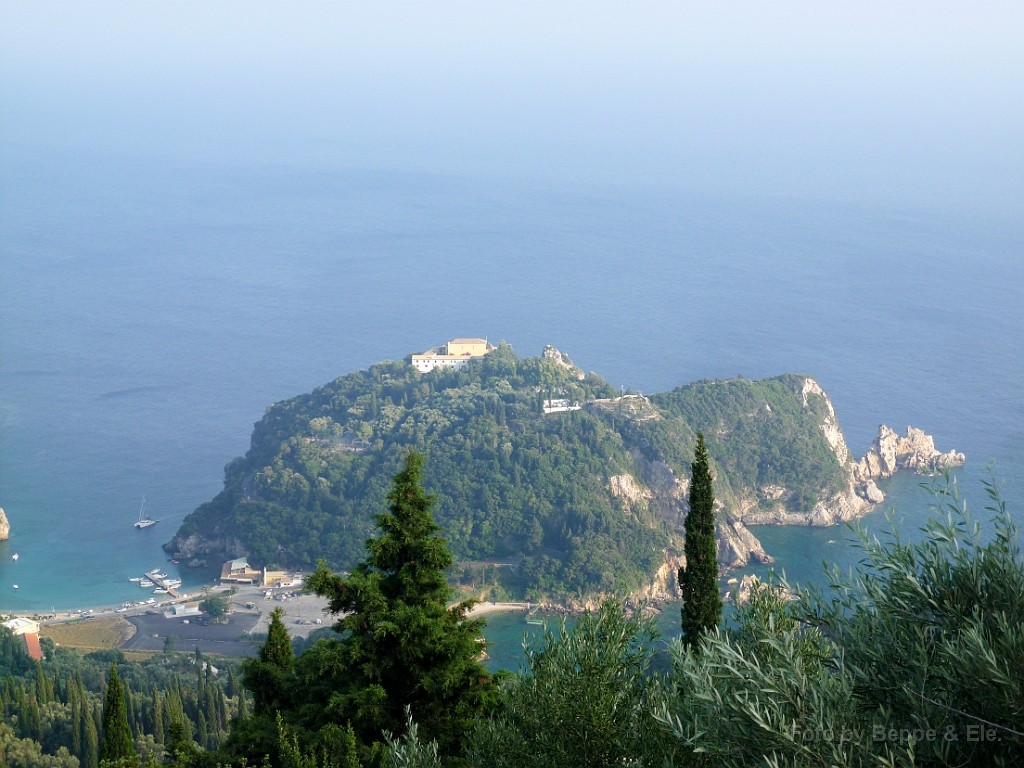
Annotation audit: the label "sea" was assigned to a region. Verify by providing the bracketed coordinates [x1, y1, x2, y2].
[1, 3, 1022, 669]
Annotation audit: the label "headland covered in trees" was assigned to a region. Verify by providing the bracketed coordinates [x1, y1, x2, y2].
[166, 341, 963, 606]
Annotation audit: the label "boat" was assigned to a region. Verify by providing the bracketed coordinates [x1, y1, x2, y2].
[526, 618, 543, 626]
[12, 585, 18, 590]
[133, 497, 158, 529]
[11, 553, 18, 561]
[165, 579, 182, 588]
[129, 577, 142, 582]
[152, 572, 168, 580]
[140, 580, 154, 588]
[154, 588, 168, 594]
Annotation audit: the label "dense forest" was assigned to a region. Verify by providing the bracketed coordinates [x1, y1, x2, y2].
[0, 631, 247, 768]
[169, 344, 851, 599]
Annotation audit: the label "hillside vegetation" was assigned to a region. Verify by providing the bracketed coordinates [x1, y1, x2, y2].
[168, 344, 849, 599]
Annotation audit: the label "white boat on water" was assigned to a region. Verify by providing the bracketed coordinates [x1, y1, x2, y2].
[12, 585, 18, 590]
[165, 579, 182, 588]
[140, 580, 154, 588]
[11, 553, 18, 561]
[134, 497, 158, 529]
[152, 572, 168, 580]
[154, 588, 168, 594]
[129, 577, 142, 582]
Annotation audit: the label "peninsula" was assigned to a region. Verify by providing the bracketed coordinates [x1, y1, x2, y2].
[166, 340, 963, 604]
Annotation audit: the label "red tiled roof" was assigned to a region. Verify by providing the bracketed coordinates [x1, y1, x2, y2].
[22, 632, 42, 661]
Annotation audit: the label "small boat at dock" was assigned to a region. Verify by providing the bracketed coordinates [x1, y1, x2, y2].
[140, 580, 154, 588]
[129, 577, 142, 582]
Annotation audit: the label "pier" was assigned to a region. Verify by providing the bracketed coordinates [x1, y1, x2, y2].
[139, 570, 180, 599]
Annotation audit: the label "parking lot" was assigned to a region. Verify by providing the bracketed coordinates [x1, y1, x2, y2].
[121, 611, 261, 657]
[231, 585, 332, 638]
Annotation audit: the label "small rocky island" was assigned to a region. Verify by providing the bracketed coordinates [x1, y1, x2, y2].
[0, 508, 9, 541]
[167, 340, 963, 605]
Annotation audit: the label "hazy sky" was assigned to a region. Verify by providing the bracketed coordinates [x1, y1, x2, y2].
[2, 2, 1022, 216]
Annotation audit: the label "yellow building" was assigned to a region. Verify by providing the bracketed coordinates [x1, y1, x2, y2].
[411, 338, 495, 373]
[3, 617, 39, 636]
[444, 338, 491, 357]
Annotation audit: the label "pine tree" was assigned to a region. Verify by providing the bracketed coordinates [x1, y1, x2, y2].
[303, 452, 494, 757]
[678, 432, 723, 648]
[261, 608, 294, 671]
[100, 664, 137, 762]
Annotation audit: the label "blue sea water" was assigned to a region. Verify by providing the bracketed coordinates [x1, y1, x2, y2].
[1, 3, 1022, 670]
[1, 147, 1021, 620]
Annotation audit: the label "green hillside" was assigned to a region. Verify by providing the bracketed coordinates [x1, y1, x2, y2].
[167, 345, 849, 599]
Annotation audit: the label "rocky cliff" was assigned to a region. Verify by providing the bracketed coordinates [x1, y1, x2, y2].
[0, 509, 9, 541]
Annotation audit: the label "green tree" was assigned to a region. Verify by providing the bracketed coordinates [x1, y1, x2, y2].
[678, 432, 721, 648]
[99, 666, 135, 763]
[301, 452, 495, 757]
[471, 600, 680, 768]
[225, 608, 295, 764]
[198, 596, 229, 621]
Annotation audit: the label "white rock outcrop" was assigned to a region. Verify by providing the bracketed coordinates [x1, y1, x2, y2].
[0, 508, 8, 541]
[802, 378, 850, 464]
[853, 425, 965, 484]
[542, 346, 585, 380]
[608, 474, 652, 507]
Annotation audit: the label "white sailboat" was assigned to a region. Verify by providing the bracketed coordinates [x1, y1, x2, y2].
[134, 496, 158, 529]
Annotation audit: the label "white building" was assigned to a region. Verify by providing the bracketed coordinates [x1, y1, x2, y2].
[411, 338, 495, 373]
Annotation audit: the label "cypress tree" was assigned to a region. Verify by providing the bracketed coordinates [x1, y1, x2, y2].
[678, 432, 723, 648]
[100, 664, 137, 762]
[35, 663, 48, 705]
[71, 682, 82, 757]
[84, 704, 99, 768]
[197, 710, 208, 751]
[152, 686, 164, 746]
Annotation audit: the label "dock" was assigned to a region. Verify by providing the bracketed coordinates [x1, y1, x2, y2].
[139, 570, 180, 599]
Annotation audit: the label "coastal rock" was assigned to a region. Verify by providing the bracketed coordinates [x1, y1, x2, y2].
[0, 508, 8, 541]
[859, 480, 885, 504]
[738, 483, 871, 527]
[730, 574, 794, 605]
[853, 425, 965, 483]
[165, 532, 247, 562]
[631, 552, 684, 603]
[717, 519, 774, 568]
